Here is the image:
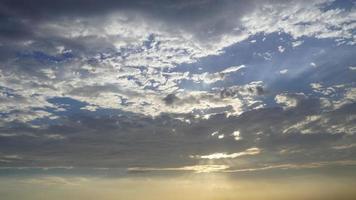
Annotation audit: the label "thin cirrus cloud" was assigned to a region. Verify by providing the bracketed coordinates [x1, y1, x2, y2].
[191, 147, 261, 160]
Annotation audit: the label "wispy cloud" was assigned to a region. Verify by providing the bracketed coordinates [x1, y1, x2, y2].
[191, 147, 261, 160]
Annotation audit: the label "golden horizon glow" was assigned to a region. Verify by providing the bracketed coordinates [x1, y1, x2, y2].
[1, 173, 356, 200]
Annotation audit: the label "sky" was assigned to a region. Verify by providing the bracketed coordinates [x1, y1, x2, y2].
[0, 0, 356, 199]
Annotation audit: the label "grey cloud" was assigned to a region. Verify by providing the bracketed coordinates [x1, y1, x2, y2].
[0, 95, 354, 169]
[0, 0, 255, 39]
[162, 93, 179, 105]
[162, 82, 265, 106]
[68, 84, 139, 98]
[162, 93, 208, 106]
[220, 85, 265, 98]
[1, 0, 353, 60]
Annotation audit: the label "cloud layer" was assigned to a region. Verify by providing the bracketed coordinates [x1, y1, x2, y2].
[0, 0, 355, 174]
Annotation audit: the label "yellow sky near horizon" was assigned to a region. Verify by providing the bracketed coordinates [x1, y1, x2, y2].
[1, 173, 356, 200]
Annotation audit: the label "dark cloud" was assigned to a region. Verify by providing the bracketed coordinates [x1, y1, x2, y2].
[162, 93, 178, 105]
[162, 84, 265, 107]
[220, 85, 265, 98]
[255, 86, 264, 95]
[0, 0, 254, 38]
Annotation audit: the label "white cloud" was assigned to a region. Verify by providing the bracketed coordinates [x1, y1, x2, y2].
[282, 109, 356, 135]
[292, 40, 304, 47]
[211, 131, 219, 136]
[192, 147, 261, 160]
[190, 72, 224, 84]
[242, 1, 356, 43]
[128, 164, 229, 173]
[231, 130, 242, 141]
[332, 87, 356, 109]
[220, 65, 246, 74]
[310, 62, 317, 67]
[279, 69, 288, 74]
[278, 46, 285, 53]
[129, 160, 356, 174]
[225, 160, 356, 173]
[310, 83, 323, 89]
[283, 115, 322, 134]
[190, 65, 245, 84]
[344, 88, 356, 101]
[275, 93, 306, 109]
[1, 0, 354, 124]
[332, 143, 356, 150]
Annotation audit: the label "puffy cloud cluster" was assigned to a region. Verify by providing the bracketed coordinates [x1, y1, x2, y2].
[1, 0, 355, 121]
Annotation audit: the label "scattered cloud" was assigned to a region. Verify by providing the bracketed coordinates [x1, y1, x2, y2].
[0, 0, 355, 177]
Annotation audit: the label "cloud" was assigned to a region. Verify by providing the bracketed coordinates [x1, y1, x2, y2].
[22, 176, 88, 186]
[130, 160, 356, 174]
[242, 0, 356, 44]
[192, 147, 261, 159]
[225, 160, 356, 173]
[162, 93, 179, 105]
[275, 93, 307, 109]
[279, 69, 288, 74]
[0, 0, 355, 177]
[189, 65, 245, 84]
[190, 72, 225, 84]
[332, 143, 356, 150]
[128, 164, 229, 173]
[0, 0, 354, 122]
[231, 130, 242, 141]
[220, 65, 246, 74]
[278, 46, 285, 53]
[220, 81, 265, 98]
[292, 40, 304, 47]
[0, 94, 354, 171]
[159, 81, 265, 116]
